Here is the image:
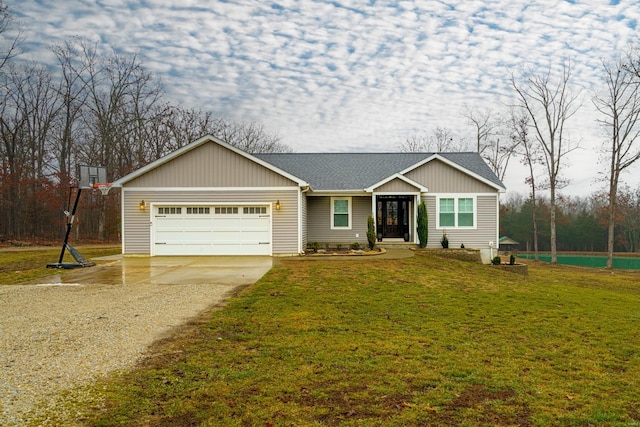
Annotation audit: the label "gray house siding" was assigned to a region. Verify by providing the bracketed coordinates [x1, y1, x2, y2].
[125, 141, 296, 188]
[307, 195, 371, 246]
[122, 189, 299, 254]
[424, 194, 497, 249]
[406, 159, 496, 193]
[375, 178, 419, 193]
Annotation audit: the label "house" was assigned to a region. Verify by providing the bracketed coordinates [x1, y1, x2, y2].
[112, 134, 506, 257]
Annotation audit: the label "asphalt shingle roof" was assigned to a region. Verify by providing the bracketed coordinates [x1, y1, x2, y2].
[255, 152, 505, 191]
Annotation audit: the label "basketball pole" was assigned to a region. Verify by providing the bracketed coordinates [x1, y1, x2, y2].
[55, 187, 82, 264]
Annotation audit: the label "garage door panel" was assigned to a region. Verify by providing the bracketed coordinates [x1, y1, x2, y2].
[153, 205, 271, 256]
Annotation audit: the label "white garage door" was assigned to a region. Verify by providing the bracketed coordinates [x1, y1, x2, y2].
[153, 205, 271, 256]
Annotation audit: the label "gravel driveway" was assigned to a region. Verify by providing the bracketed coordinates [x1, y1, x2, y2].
[0, 256, 272, 426]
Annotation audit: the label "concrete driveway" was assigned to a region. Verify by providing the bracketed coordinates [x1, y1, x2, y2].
[0, 255, 273, 426]
[48, 255, 274, 286]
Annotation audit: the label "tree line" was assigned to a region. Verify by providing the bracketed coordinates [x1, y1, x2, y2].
[402, 53, 640, 267]
[501, 187, 640, 254]
[0, 3, 288, 243]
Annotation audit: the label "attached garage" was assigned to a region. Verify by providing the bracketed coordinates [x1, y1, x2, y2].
[152, 204, 271, 256]
[112, 135, 308, 256]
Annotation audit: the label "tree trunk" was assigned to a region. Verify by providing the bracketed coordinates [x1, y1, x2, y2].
[550, 187, 557, 264]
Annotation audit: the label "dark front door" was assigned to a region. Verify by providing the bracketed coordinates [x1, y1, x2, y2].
[383, 200, 402, 238]
[378, 196, 411, 240]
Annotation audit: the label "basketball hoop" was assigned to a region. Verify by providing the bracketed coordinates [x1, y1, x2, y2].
[93, 183, 112, 196]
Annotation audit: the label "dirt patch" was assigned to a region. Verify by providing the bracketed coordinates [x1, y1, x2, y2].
[432, 384, 532, 426]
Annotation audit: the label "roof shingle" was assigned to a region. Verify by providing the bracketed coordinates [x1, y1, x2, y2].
[256, 152, 505, 191]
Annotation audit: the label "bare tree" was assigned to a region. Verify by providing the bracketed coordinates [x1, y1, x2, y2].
[510, 61, 581, 263]
[463, 106, 500, 153]
[511, 111, 541, 260]
[593, 53, 640, 268]
[400, 127, 468, 152]
[52, 40, 89, 179]
[0, 62, 62, 237]
[399, 134, 428, 152]
[0, 1, 22, 72]
[618, 185, 640, 252]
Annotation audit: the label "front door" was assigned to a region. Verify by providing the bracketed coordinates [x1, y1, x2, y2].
[377, 196, 412, 240]
[383, 200, 402, 238]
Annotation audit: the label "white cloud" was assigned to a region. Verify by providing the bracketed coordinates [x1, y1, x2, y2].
[11, 0, 640, 195]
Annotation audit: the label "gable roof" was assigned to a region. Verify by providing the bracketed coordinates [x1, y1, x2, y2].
[112, 135, 309, 187]
[365, 173, 429, 193]
[256, 152, 505, 192]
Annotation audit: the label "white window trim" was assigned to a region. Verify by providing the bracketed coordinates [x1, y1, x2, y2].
[435, 195, 477, 230]
[331, 196, 352, 230]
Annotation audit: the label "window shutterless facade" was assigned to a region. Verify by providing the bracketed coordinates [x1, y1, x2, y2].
[436, 196, 476, 229]
[331, 197, 352, 229]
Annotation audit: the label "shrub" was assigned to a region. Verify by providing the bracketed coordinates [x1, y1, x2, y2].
[510, 254, 516, 265]
[367, 215, 376, 250]
[309, 242, 320, 253]
[440, 232, 449, 249]
[460, 243, 465, 248]
[417, 201, 428, 248]
[350, 242, 361, 250]
[491, 256, 502, 265]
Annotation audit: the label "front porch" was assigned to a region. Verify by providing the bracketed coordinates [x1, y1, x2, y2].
[374, 195, 418, 244]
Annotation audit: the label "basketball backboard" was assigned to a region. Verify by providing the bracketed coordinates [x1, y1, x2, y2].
[77, 164, 107, 189]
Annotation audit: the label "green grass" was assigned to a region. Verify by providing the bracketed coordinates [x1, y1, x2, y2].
[50, 253, 640, 425]
[0, 245, 121, 284]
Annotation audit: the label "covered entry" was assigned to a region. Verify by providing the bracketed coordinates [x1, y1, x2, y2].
[152, 204, 271, 256]
[376, 196, 413, 241]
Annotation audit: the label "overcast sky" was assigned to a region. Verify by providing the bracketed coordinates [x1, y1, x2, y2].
[11, 0, 640, 196]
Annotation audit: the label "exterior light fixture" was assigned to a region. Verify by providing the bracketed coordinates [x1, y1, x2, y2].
[139, 200, 146, 210]
[275, 200, 281, 211]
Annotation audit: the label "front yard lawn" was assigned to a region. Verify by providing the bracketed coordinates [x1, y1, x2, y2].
[63, 252, 640, 426]
[0, 245, 121, 284]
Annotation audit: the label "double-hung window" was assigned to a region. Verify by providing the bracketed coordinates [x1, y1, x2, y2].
[331, 197, 352, 229]
[437, 196, 475, 228]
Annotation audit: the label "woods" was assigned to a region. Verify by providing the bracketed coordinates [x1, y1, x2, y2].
[0, 34, 287, 243]
[500, 187, 640, 253]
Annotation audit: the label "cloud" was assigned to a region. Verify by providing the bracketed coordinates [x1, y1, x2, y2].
[11, 0, 640, 195]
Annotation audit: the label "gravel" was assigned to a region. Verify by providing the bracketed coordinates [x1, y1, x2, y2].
[0, 272, 246, 426]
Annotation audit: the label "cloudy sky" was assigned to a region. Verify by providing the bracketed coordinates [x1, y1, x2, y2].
[11, 0, 640, 196]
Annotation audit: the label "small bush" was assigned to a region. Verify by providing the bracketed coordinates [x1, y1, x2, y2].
[510, 254, 516, 265]
[350, 242, 361, 250]
[441, 232, 449, 249]
[491, 256, 502, 265]
[460, 243, 465, 248]
[309, 242, 319, 253]
[417, 201, 428, 248]
[367, 215, 376, 250]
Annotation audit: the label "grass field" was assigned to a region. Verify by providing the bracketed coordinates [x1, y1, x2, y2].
[0, 245, 121, 285]
[23, 251, 640, 426]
